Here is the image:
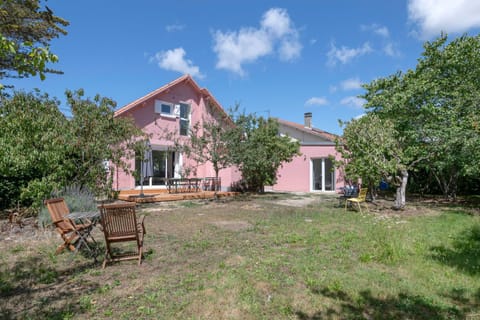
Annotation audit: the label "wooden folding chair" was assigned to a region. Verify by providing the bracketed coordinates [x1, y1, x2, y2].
[99, 202, 146, 269]
[44, 198, 94, 254]
[345, 188, 369, 213]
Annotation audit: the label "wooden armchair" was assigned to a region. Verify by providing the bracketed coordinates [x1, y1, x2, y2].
[345, 188, 369, 213]
[99, 202, 146, 269]
[44, 198, 93, 254]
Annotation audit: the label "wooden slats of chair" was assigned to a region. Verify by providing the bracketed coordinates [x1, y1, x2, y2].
[99, 202, 146, 268]
[44, 198, 93, 254]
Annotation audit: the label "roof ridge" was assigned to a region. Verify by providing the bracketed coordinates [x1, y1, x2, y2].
[277, 118, 339, 142]
[114, 74, 227, 119]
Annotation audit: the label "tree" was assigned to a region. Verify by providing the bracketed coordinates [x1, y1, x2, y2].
[336, 114, 412, 209]
[0, 89, 145, 210]
[362, 34, 480, 199]
[0, 0, 68, 88]
[158, 102, 233, 197]
[228, 112, 300, 193]
[181, 118, 232, 181]
[0, 90, 69, 209]
[65, 89, 145, 197]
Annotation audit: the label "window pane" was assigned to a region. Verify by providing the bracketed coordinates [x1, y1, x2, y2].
[325, 158, 335, 191]
[161, 104, 171, 114]
[180, 119, 189, 136]
[180, 103, 189, 118]
[152, 150, 166, 178]
[135, 152, 150, 186]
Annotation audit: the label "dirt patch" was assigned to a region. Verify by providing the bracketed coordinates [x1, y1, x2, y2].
[271, 197, 318, 207]
[224, 254, 246, 267]
[366, 198, 448, 218]
[210, 220, 252, 231]
[0, 217, 54, 244]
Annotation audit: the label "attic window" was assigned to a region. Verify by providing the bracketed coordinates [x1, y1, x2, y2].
[155, 100, 175, 117]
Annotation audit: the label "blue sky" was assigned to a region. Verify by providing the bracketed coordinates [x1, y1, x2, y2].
[7, 0, 480, 134]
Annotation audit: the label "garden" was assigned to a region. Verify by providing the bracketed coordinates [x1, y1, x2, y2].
[1, 192, 479, 319]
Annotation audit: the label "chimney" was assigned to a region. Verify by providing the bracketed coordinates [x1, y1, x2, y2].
[304, 112, 312, 128]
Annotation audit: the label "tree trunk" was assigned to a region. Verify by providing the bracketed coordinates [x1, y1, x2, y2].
[367, 181, 376, 201]
[394, 169, 408, 210]
[214, 167, 219, 200]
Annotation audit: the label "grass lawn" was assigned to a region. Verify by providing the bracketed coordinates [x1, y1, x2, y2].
[1, 193, 480, 319]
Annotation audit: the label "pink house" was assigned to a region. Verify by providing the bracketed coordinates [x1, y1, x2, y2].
[113, 75, 241, 191]
[272, 113, 344, 193]
[113, 75, 343, 194]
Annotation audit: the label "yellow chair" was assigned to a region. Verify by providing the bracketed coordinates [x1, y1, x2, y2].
[345, 188, 369, 213]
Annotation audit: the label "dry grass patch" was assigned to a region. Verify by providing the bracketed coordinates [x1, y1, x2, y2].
[1, 193, 480, 319]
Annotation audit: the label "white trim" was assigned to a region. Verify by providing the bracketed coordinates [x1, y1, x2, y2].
[310, 157, 336, 192]
[154, 100, 175, 117]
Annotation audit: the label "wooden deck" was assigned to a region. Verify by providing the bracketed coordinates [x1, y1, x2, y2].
[117, 189, 237, 203]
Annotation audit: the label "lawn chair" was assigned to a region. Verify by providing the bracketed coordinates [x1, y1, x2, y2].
[44, 198, 94, 254]
[99, 202, 146, 269]
[345, 188, 369, 213]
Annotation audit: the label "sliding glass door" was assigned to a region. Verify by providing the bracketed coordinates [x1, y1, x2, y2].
[136, 150, 175, 186]
[311, 158, 335, 191]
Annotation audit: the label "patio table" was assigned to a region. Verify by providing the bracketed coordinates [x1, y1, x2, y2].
[66, 210, 101, 224]
[65, 210, 101, 260]
[167, 178, 202, 193]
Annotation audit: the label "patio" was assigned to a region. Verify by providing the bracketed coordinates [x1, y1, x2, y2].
[117, 189, 237, 203]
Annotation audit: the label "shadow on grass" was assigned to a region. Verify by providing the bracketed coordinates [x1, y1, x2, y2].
[430, 224, 480, 275]
[296, 287, 465, 320]
[0, 254, 100, 319]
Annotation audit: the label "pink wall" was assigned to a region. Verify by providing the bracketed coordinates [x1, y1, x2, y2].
[113, 80, 241, 191]
[273, 145, 345, 193]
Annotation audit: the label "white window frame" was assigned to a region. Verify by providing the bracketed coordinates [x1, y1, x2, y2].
[154, 100, 176, 118]
[179, 102, 191, 136]
[310, 157, 335, 192]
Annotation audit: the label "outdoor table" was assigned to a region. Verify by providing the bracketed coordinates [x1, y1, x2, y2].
[66, 210, 101, 225]
[65, 210, 101, 260]
[167, 178, 202, 193]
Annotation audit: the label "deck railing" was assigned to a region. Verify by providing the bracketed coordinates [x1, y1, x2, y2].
[166, 177, 222, 193]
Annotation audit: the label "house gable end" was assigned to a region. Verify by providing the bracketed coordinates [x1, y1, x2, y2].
[278, 119, 338, 146]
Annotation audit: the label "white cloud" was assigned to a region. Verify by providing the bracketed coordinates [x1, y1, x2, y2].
[408, 0, 480, 39]
[152, 47, 204, 79]
[329, 85, 338, 93]
[213, 8, 302, 75]
[361, 24, 390, 38]
[383, 42, 401, 57]
[341, 78, 362, 90]
[213, 29, 272, 76]
[165, 24, 185, 32]
[361, 23, 401, 57]
[327, 42, 372, 67]
[340, 96, 366, 109]
[279, 37, 302, 61]
[261, 8, 292, 37]
[305, 97, 329, 106]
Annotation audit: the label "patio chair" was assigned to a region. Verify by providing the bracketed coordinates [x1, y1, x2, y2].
[99, 202, 146, 269]
[44, 198, 94, 254]
[345, 188, 369, 213]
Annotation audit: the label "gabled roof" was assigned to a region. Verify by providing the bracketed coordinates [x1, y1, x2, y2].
[277, 118, 339, 143]
[114, 74, 229, 120]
